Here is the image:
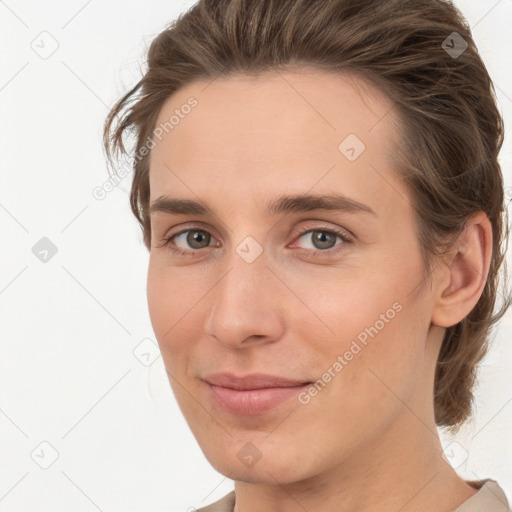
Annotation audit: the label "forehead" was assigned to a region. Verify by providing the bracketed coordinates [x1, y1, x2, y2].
[148, 68, 402, 206]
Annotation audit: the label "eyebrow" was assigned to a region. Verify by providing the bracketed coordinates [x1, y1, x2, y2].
[149, 193, 377, 217]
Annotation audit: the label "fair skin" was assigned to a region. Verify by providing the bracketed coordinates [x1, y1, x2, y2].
[146, 68, 492, 512]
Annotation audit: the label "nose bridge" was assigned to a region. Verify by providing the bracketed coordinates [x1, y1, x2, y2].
[205, 245, 284, 347]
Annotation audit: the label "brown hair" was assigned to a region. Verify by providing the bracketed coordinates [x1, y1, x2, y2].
[103, 0, 509, 432]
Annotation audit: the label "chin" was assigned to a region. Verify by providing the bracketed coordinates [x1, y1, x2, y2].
[200, 440, 315, 485]
[211, 458, 303, 485]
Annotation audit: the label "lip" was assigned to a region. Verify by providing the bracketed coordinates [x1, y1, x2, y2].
[203, 372, 312, 416]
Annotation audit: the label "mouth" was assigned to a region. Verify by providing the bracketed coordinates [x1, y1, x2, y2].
[202, 372, 313, 416]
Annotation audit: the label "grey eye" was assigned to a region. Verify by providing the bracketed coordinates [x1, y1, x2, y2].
[298, 230, 341, 250]
[176, 230, 212, 249]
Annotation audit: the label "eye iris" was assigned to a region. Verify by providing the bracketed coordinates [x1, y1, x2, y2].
[312, 231, 336, 250]
[187, 230, 210, 249]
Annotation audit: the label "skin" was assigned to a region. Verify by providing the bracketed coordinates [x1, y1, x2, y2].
[146, 68, 492, 512]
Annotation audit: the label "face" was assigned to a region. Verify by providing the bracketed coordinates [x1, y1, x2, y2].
[146, 68, 439, 484]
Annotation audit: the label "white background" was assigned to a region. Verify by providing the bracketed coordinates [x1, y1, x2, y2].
[0, 0, 511, 510]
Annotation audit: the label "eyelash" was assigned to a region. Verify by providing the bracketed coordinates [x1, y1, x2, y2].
[159, 224, 352, 258]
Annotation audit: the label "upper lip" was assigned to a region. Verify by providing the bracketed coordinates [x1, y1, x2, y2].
[203, 372, 312, 390]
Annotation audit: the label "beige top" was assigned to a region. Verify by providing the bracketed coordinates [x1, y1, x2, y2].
[196, 479, 511, 512]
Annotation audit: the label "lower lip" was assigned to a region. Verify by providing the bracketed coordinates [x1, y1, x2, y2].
[206, 382, 311, 416]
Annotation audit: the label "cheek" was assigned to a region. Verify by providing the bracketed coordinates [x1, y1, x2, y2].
[291, 256, 428, 398]
[146, 261, 201, 363]
[282, 264, 405, 350]
[295, 300, 427, 454]
[322, 291, 429, 429]
[147, 262, 171, 340]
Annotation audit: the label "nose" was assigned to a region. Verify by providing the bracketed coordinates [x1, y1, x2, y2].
[204, 250, 286, 349]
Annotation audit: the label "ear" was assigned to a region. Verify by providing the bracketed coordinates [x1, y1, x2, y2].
[431, 212, 493, 328]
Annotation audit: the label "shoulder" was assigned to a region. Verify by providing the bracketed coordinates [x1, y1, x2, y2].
[190, 481, 512, 512]
[195, 490, 236, 512]
[452, 479, 511, 512]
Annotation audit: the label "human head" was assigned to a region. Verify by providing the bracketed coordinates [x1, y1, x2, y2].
[103, 0, 508, 455]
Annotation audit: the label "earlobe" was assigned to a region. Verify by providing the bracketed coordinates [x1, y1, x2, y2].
[431, 212, 492, 328]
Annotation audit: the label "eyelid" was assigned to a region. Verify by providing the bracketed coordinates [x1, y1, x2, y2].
[289, 221, 354, 243]
[162, 221, 219, 242]
[163, 219, 353, 241]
